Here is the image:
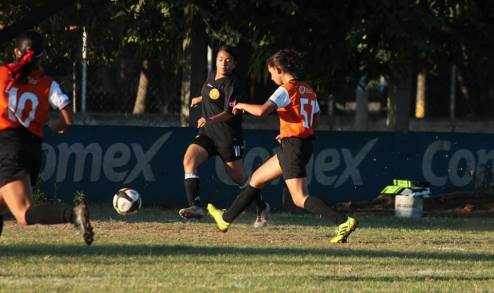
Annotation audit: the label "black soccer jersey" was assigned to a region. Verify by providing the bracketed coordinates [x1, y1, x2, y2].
[198, 71, 245, 147]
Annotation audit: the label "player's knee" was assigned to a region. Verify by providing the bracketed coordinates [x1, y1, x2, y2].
[249, 179, 265, 189]
[229, 172, 246, 185]
[183, 156, 195, 170]
[249, 173, 266, 189]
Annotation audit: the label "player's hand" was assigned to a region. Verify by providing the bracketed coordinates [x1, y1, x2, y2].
[48, 120, 65, 134]
[190, 96, 202, 108]
[197, 117, 210, 128]
[232, 102, 245, 115]
[275, 134, 281, 143]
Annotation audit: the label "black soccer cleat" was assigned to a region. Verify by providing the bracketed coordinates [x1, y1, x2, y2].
[178, 205, 205, 219]
[72, 203, 94, 246]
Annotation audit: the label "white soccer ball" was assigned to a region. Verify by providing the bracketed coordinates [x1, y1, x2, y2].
[113, 188, 142, 216]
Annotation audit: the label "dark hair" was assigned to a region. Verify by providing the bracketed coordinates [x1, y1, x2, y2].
[267, 49, 303, 78]
[216, 45, 238, 61]
[15, 30, 45, 83]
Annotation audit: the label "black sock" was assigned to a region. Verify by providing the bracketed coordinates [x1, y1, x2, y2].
[25, 204, 73, 225]
[184, 177, 200, 207]
[0, 215, 3, 237]
[238, 179, 266, 213]
[252, 193, 267, 214]
[303, 196, 346, 225]
[223, 185, 261, 223]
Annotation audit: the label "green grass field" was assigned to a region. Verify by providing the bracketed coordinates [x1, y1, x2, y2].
[1, 207, 493, 292]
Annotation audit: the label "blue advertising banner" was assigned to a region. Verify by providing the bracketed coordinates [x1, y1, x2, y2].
[41, 126, 494, 209]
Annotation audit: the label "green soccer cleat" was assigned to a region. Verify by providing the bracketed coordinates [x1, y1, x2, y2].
[330, 216, 358, 244]
[207, 204, 230, 232]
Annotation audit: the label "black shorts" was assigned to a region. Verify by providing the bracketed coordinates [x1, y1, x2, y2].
[0, 128, 42, 187]
[277, 137, 313, 179]
[192, 134, 243, 162]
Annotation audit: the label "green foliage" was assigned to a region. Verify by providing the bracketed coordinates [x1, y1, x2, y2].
[32, 177, 61, 204]
[73, 190, 86, 205]
[2, 0, 494, 116]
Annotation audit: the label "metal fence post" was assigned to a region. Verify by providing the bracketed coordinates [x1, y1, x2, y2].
[81, 26, 88, 113]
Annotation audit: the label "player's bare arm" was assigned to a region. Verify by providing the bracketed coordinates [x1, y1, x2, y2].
[49, 106, 73, 133]
[233, 101, 276, 117]
[190, 96, 202, 107]
[197, 111, 233, 128]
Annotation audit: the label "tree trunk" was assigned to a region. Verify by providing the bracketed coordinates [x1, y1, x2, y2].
[450, 65, 457, 128]
[133, 59, 149, 114]
[180, 3, 207, 127]
[327, 93, 335, 130]
[354, 75, 368, 131]
[387, 68, 413, 132]
[415, 70, 426, 119]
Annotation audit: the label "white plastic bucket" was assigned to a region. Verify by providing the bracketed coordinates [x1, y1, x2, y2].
[395, 195, 423, 218]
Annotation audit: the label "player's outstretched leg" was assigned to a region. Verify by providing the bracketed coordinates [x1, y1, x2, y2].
[23, 202, 95, 245]
[72, 203, 94, 246]
[208, 185, 261, 232]
[301, 196, 358, 244]
[180, 172, 205, 220]
[330, 216, 358, 244]
[207, 204, 230, 232]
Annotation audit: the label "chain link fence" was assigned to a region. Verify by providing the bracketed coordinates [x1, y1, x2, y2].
[69, 54, 182, 115]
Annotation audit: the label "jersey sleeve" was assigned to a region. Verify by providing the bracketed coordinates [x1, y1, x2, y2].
[48, 81, 71, 110]
[314, 99, 320, 114]
[268, 86, 290, 108]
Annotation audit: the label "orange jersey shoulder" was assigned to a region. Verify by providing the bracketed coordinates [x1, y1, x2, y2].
[0, 69, 56, 137]
[276, 80, 318, 139]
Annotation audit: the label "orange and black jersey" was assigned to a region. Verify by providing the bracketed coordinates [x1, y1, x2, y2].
[199, 71, 246, 147]
[268, 79, 320, 139]
[0, 66, 70, 137]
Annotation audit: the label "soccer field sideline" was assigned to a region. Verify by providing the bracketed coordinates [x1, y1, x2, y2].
[1, 208, 493, 292]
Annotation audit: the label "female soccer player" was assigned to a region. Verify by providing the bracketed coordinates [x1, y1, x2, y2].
[0, 30, 94, 245]
[179, 46, 270, 227]
[208, 49, 358, 243]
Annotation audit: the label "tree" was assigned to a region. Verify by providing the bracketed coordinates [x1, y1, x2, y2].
[0, 0, 76, 44]
[180, 1, 207, 126]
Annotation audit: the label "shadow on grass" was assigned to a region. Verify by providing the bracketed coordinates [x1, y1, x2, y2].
[4, 209, 494, 233]
[1, 244, 493, 262]
[91, 208, 494, 232]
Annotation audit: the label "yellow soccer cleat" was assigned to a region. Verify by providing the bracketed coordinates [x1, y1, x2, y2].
[207, 204, 231, 232]
[330, 216, 358, 244]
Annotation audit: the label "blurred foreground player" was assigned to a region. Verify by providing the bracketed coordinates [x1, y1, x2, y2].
[0, 30, 94, 245]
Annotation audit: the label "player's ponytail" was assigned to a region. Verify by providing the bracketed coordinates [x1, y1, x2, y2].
[267, 49, 303, 79]
[5, 30, 45, 92]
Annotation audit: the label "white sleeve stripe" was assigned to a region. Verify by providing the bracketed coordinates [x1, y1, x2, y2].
[314, 100, 320, 114]
[268, 87, 290, 108]
[48, 81, 71, 110]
